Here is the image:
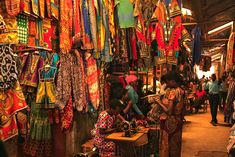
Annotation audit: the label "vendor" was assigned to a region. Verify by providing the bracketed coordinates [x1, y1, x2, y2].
[94, 99, 122, 157]
[112, 87, 133, 121]
[125, 75, 145, 119]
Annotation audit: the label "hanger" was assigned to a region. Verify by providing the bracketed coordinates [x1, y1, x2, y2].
[45, 63, 51, 68]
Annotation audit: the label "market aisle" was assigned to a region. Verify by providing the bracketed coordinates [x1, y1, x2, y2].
[181, 110, 230, 157]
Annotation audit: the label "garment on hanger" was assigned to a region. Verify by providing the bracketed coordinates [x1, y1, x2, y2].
[5, 0, 20, 16]
[115, 0, 135, 28]
[154, 21, 191, 65]
[0, 44, 18, 90]
[85, 54, 100, 110]
[0, 81, 28, 141]
[20, 52, 44, 87]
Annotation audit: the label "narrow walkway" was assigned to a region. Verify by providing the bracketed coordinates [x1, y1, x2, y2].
[181, 110, 230, 157]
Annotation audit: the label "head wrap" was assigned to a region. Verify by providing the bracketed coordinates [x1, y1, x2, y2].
[125, 75, 138, 84]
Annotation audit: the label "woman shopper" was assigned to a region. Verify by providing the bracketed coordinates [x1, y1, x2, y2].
[155, 72, 184, 157]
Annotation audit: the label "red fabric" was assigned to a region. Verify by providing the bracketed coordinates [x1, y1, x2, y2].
[42, 19, 52, 49]
[196, 90, 205, 99]
[61, 96, 73, 132]
[119, 76, 127, 88]
[130, 29, 138, 60]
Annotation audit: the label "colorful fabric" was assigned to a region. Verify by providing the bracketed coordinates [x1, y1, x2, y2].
[152, 0, 168, 22]
[81, 0, 94, 50]
[28, 18, 37, 46]
[88, 0, 98, 52]
[5, 0, 20, 16]
[39, 0, 45, 18]
[154, 21, 191, 65]
[23, 107, 53, 157]
[50, 0, 59, 20]
[56, 52, 88, 112]
[17, 14, 28, 44]
[35, 67, 57, 108]
[31, 0, 39, 16]
[59, 0, 72, 54]
[159, 87, 184, 157]
[42, 19, 52, 49]
[20, 52, 44, 87]
[20, 0, 31, 14]
[94, 111, 116, 156]
[61, 95, 73, 131]
[0, 14, 6, 31]
[0, 44, 18, 90]
[86, 55, 100, 109]
[45, 0, 51, 18]
[0, 81, 28, 141]
[115, 0, 135, 28]
[72, 0, 81, 37]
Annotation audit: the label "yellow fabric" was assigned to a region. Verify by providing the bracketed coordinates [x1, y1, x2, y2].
[36, 81, 56, 105]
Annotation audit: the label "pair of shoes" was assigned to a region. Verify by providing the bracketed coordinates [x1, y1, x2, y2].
[210, 121, 217, 126]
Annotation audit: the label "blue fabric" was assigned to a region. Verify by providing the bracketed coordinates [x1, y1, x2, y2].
[191, 26, 201, 65]
[82, 0, 92, 39]
[208, 80, 220, 94]
[126, 85, 143, 115]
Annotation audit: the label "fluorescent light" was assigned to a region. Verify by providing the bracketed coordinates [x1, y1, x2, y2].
[208, 21, 233, 34]
[182, 8, 192, 16]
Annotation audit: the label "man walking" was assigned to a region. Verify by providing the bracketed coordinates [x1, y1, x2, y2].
[208, 74, 220, 126]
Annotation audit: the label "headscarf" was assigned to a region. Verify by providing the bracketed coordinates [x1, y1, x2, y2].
[125, 75, 138, 84]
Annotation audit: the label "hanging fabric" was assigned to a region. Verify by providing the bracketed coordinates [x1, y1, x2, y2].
[31, 0, 39, 16]
[59, 0, 72, 54]
[39, 0, 45, 18]
[5, 0, 20, 16]
[226, 32, 235, 70]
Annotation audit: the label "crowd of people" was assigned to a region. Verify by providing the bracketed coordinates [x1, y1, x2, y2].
[91, 70, 235, 157]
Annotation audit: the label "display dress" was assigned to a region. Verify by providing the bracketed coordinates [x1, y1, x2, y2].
[153, 21, 190, 65]
[24, 55, 58, 157]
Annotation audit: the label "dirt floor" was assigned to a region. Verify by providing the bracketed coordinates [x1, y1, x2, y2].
[181, 109, 230, 157]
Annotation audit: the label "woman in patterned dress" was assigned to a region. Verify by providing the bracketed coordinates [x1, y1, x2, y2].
[94, 99, 122, 157]
[155, 72, 184, 157]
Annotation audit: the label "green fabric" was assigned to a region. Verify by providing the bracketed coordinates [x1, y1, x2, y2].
[208, 80, 220, 94]
[115, 0, 135, 28]
[126, 85, 143, 115]
[29, 106, 52, 140]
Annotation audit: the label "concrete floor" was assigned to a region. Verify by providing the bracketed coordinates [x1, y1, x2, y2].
[181, 110, 230, 157]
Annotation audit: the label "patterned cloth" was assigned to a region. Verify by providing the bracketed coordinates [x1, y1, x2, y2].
[35, 67, 57, 108]
[94, 111, 116, 156]
[42, 19, 52, 49]
[0, 81, 28, 141]
[51, 0, 59, 20]
[154, 21, 191, 65]
[86, 54, 100, 110]
[39, 0, 45, 18]
[81, 0, 93, 50]
[31, 0, 39, 16]
[17, 14, 28, 44]
[159, 87, 184, 157]
[20, 0, 31, 14]
[28, 18, 37, 46]
[0, 44, 18, 90]
[56, 52, 88, 112]
[5, 0, 20, 16]
[20, 52, 44, 87]
[59, 0, 72, 54]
